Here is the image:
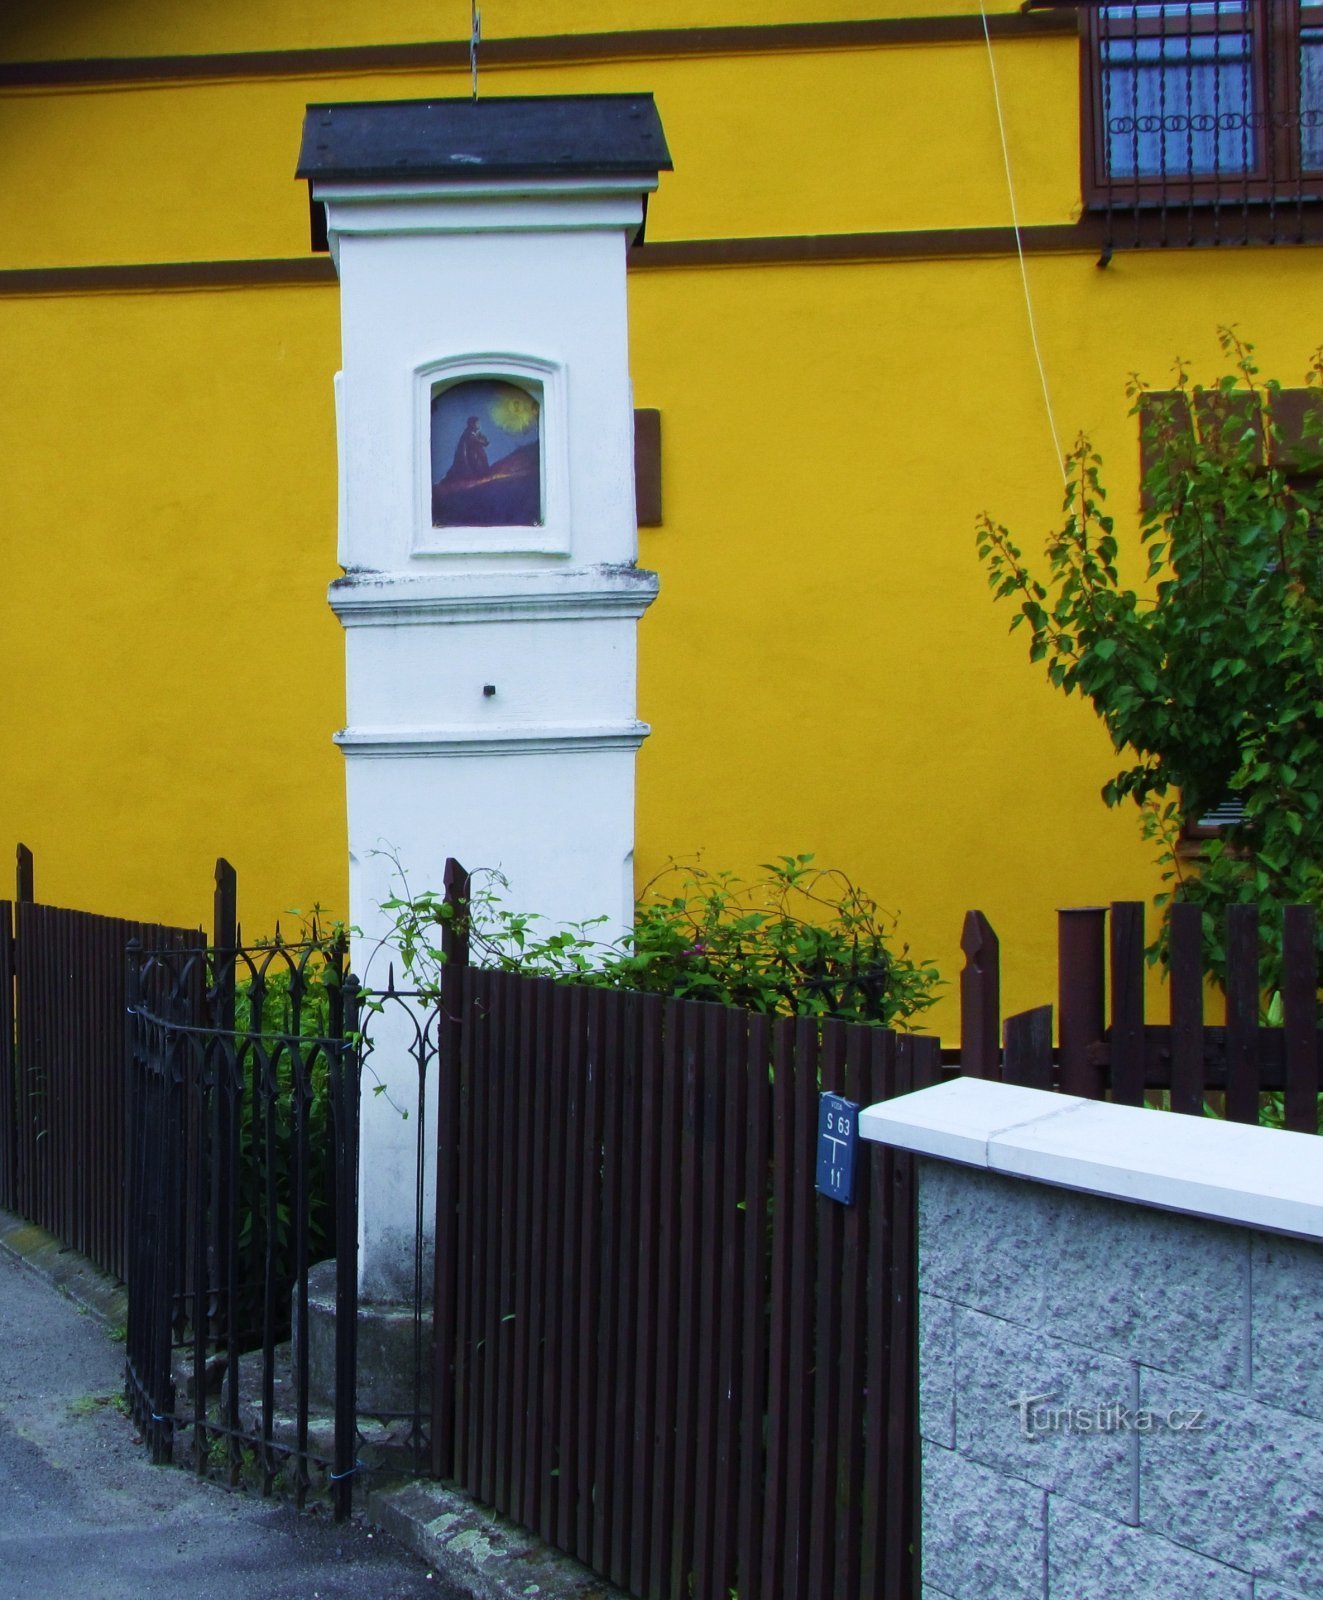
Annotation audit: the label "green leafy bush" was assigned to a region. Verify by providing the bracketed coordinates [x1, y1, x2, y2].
[977, 330, 1323, 992]
[381, 854, 941, 1029]
[228, 943, 344, 1331]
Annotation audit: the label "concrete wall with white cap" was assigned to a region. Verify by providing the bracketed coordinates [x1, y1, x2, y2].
[862, 1079, 1323, 1600]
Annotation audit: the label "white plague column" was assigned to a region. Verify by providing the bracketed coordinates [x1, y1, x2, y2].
[298, 96, 671, 1299]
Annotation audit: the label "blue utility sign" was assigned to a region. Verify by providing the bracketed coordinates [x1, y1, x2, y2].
[816, 1093, 859, 1205]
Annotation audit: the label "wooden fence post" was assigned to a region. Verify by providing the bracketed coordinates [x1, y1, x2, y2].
[0, 899, 14, 1215]
[1282, 904, 1319, 1134]
[441, 856, 472, 976]
[1168, 901, 1205, 1117]
[432, 856, 471, 1480]
[15, 843, 32, 905]
[1058, 907, 1107, 1098]
[959, 911, 1000, 1079]
[210, 857, 239, 1455]
[1225, 904, 1260, 1124]
[1108, 902, 1146, 1106]
[12, 837, 32, 1213]
[1002, 1005, 1053, 1089]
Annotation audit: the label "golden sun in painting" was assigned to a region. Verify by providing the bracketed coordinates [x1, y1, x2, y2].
[490, 388, 539, 435]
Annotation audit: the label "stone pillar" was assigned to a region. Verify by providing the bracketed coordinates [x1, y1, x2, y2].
[298, 96, 670, 1301]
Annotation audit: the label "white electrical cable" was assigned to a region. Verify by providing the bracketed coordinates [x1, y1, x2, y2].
[979, 0, 1069, 486]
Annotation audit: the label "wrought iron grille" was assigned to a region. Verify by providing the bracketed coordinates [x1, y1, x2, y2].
[124, 933, 366, 1519]
[1035, 0, 1323, 248]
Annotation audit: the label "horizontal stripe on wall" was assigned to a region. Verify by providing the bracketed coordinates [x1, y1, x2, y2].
[630, 224, 1102, 268]
[4, 211, 1321, 295]
[0, 12, 1077, 89]
[0, 258, 339, 294]
[0, 229, 1089, 295]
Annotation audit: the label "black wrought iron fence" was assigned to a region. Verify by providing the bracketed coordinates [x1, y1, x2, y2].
[124, 923, 363, 1520]
[354, 972, 447, 1469]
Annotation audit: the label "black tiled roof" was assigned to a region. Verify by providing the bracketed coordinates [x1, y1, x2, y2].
[296, 94, 671, 182]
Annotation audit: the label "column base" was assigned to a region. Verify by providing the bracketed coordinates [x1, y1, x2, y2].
[299, 1258, 432, 1417]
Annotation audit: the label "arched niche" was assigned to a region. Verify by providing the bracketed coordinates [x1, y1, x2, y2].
[412, 354, 569, 557]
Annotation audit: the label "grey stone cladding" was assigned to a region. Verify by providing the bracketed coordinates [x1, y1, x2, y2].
[1048, 1499, 1252, 1599]
[919, 1292, 955, 1448]
[921, 1442, 1045, 1600]
[917, 1158, 1323, 1599]
[1251, 1234, 1323, 1422]
[919, 1160, 1249, 1385]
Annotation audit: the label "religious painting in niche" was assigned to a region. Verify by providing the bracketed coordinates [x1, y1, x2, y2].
[431, 378, 542, 527]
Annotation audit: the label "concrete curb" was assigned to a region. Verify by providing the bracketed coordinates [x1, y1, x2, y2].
[369, 1479, 628, 1600]
[0, 1208, 127, 1330]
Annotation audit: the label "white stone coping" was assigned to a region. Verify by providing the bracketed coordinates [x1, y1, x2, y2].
[859, 1076, 1323, 1243]
[312, 174, 660, 206]
[334, 721, 650, 757]
[328, 565, 660, 627]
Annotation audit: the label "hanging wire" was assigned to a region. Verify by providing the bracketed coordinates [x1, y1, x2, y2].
[470, 0, 481, 101]
[978, 0, 1069, 488]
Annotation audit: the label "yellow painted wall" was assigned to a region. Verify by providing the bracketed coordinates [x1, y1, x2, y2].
[631, 255, 1323, 1034]
[0, 38, 1078, 270]
[2, 0, 1005, 59]
[1, 2, 1318, 1038]
[0, 282, 343, 931]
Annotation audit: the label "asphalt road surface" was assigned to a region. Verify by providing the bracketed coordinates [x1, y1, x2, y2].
[0, 1247, 438, 1600]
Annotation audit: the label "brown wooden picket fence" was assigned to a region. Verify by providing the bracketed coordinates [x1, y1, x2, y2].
[0, 855, 201, 1278]
[429, 961, 942, 1600]
[0, 898, 14, 1218]
[959, 900, 1323, 1129]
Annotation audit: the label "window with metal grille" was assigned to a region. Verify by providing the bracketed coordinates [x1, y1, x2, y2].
[1029, 1, 1323, 245]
